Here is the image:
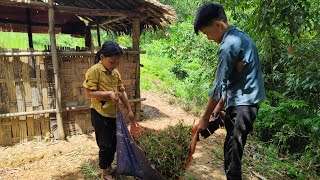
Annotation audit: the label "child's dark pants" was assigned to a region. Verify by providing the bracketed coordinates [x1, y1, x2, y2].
[224, 105, 258, 180]
[91, 108, 117, 169]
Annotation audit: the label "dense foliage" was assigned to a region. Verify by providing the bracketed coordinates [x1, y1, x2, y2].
[136, 122, 192, 179]
[141, 0, 320, 178]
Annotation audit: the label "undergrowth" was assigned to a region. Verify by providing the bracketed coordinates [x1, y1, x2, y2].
[135, 121, 192, 180]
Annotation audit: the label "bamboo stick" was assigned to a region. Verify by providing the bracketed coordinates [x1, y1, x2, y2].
[48, 0, 65, 140]
[0, 109, 56, 118]
[0, 98, 146, 118]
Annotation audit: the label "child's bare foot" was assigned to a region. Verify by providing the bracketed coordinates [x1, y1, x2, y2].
[101, 168, 115, 180]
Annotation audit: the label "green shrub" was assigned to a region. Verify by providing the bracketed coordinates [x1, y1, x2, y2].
[254, 92, 320, 178]
[136, 122, 192, 179]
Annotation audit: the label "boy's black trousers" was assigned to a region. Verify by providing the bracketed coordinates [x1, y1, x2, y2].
[224, 105, 258, 180]
[91, 108, 117, 169]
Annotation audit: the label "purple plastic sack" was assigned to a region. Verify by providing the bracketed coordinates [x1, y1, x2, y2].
[116, 108, 164, 180]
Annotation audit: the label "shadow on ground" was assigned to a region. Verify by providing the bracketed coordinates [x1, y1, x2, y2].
[54, 159, 137, 180]
[140, 104, 169, 121]
[52, 170, 84, 180]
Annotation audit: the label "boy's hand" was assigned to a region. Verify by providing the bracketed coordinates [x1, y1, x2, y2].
[197, 116, 209, 132]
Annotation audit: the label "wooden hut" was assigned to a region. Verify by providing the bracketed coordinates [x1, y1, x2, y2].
[0, 0, 176, 145]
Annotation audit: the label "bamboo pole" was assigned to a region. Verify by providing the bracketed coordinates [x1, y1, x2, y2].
[0, 109, 56, 118]
[48, 0, 65, 140]
[0, 98, 146, 118]
[132, 18, 141, 121]
[0, 50, 146, 57]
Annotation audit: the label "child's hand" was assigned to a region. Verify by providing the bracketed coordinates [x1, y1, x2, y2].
[128, 110, 135, 122]
[109, 91, 120, 103]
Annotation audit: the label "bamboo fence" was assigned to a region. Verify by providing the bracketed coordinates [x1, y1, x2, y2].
[0, 47, 142, 145]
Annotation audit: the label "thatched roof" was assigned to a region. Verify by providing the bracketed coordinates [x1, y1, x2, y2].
[0, 0, 177, 34]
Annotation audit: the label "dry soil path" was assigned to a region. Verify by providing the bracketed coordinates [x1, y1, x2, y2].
[0, 90, 226, 180]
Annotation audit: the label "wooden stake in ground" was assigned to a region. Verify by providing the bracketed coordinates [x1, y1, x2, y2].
[48, 0, 65, 140]
[132, 18, 141, 121]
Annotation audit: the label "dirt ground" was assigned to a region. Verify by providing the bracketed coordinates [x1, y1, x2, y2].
[0, 91, 226, 180]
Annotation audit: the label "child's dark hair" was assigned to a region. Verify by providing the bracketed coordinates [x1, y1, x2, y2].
[94, 41, 123, 64]
[194, 3, 228, 35]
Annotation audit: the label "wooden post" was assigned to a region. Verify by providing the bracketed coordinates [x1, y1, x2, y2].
[85, 26, 92, 48]
[86, 26, 95, 64]
[48, 0, 65, 140]
[132, 19, 141, 121]
[26, 9, 33, 49]
[97, 22, 101, 47]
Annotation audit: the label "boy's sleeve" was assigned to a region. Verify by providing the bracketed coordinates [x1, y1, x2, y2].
[83, 68, 98, 90]
[116, 71, 125, 92]
[209, 48, 237, 101]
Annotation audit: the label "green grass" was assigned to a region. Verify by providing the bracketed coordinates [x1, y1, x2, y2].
[140, 51, 176, 92]
[135, 121, 192, 179]
[240, 136, 320, 180]
[140, 44, 210, 116]
[81, 160, 100, 180]
[81, 159, 135, 180]
[0, 32, 28, 49]
[0, 32, 85, 50]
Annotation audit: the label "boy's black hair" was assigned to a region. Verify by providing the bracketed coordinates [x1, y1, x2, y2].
[94, 41, 123, 64]
[194, 3, 228, 35]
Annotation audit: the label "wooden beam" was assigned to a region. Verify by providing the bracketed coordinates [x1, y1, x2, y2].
[0, 18, 60, 27]
[89, 17, 126, 26]
[0, 0, 140, 17]
[26, 8, 33, 49]
[132, 18, 141, 121]
[0, 0, 47, 10]
[48, 0, 65, 140]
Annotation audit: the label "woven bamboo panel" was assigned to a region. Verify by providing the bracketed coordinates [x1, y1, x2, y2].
[0, 50, 50, 145]
[61, 110, 93, 137]
[46, 49, 138, 139]
[0, 48, 139, 145]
